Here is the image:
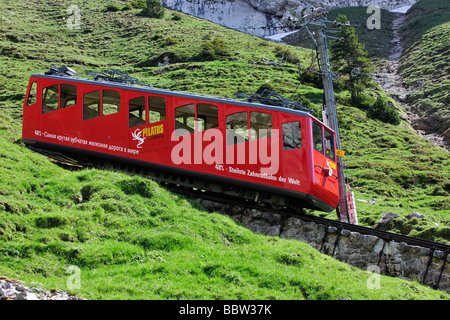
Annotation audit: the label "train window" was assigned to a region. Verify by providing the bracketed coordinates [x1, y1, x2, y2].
[129, 96, 146, 128]
[26, 81, 37, 106]
[282, 121, 302, 150]
[324, 129, 335, 161]
[60, 84, 77, 109]
[226, 112, 248, 145]
[42, 84, 59, 114]
[149, 96, 166, 123]
[175, 104, 195, 136]
[250, 112, 272, 140]
[102, 90, 120, 116]
[312, 122, 323, 153]
[197, 104, 218, 131]
[83, 90, 101, 120]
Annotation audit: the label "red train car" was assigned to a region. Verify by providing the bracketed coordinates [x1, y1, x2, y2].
[22, 68, 339, 212]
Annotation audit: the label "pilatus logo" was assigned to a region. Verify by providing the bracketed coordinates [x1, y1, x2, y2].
[132, 128, 144, 149]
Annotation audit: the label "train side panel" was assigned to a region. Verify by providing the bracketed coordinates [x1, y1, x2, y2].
[22, 75, 339, 212]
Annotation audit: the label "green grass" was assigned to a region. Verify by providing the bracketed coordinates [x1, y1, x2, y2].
[0, 0, 449, 299]
[399, 0, 450, 50]
[0, 120, 447, 300]
[398, 0, 450, 142]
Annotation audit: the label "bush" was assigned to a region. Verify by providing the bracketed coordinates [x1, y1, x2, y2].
[122, 3, 133, 11]
[274, 45, 300, 63]
[105, 3, 120, 12]
[367, 95, 401, 125]
[141, 0, 165, 18]
[171, 12, 182, 21]
[163, 36, 178, 46]
[197, 36, 230, 61]
[299, 70, 323, 88]
[130, 0, 147, 9]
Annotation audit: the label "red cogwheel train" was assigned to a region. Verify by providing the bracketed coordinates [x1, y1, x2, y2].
[22, 67, 340, 212]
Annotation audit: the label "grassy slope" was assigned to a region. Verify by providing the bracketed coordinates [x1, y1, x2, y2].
[321, 5, 450, 242]
[0, 0, 448, 299]
[0, 115, 447, 300]
[397, 0, 450, 140]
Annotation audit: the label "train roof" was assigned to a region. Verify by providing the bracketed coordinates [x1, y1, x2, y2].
[30, 72, 333, 132]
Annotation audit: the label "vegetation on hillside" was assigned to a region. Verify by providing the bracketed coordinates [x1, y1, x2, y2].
[0, 112, 447, 300]
[326, 6, 397, 59]
[398, 0, 450, 144]
[0, 0, 449, 299]
[330, 14, 375, 109]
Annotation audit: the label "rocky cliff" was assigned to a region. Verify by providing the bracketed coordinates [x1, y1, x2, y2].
[161, 0, 419, 37]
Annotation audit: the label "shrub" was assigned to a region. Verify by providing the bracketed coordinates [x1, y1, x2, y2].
[197, 36, 230, 61]
[367, 95, 401, 125]
[130, 0, 147, 9]
[171, 12, 182, 21]
[163, 36, 178, 46]
[141, 0, 165, 18]
[299, 70, 323, 88]
[105, 3, 120, 12]
[122, 3, 133, 11]
[274, 45, 300, 63]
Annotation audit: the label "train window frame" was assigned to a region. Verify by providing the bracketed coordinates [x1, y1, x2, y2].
[174, 103, 218, 136]
[249, 111, 272, 141]
[26, 81, 37, 106]
[312, 121, 324, 154]
[282, 121, 302, 150]
[324, 128, 335, 161]
[102, 90, 120, 116]
[175, 104, 196, 136]
[226, 111, 249, 145]
[149, 96, 166, 124]
[197, 104, 218, 132]
[60, 84, 77, 109]
[129, 96, 146, 128]
[42, 84, 59, 114]
[83, 90, 101, 120]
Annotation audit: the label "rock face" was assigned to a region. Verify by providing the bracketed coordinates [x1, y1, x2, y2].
[161, 0, 419, 37]
[236, 208, 450, 293]
[0, 276, 85, 300]
[195, 199, 450, 293]
[161, 0, 282, 37]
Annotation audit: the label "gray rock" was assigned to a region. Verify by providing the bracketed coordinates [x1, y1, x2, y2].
[379, 212, 399, 224]
[0, 277, 85, 300]
[407, 212, 425, 220]
[15, 291, 40, 300]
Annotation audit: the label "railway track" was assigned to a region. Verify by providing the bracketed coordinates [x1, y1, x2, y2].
[164, 182, 450, 253]
[29, 145, 450, 291]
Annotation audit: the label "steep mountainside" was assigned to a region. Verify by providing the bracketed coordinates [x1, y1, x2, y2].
[397, 0, 450, 147]
[0, 0, 449, 299]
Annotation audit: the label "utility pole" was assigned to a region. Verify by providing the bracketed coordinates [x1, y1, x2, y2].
[287, 7, 358, 225]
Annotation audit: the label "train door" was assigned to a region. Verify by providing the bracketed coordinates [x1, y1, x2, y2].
[279, 117, 307, 191]
[82, 87, 124, 149]
[312, 120, 338, 192]
[22, 79, 40, 140]
[38, 80, 81, 141]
